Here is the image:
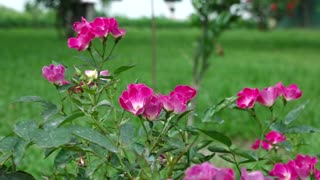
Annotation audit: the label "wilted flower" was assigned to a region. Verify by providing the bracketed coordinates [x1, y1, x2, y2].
[236, 88, 260, 109]
[119, 84, 154, 115]
[42, 64, 67, 85]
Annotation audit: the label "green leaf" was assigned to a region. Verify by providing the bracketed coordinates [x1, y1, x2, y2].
[120, 122, 137, 145]
[13, 139, 29, 165]
[284, 101, 309, 125]
[56, 84, 74, 92]
[33, 128, 72, 148]
[134, 152, 152, 179]
[0, 171, 35, 180]
[219, 154, 235, 164]
[94, 100, 112, 109]
[113, 64, 136, 76]
[43, 112, 85, 129]
[198, 129, 232, 147]
[13, 120, 38, 141]
[14, 96, 59, 121]
[54, 149, 78, 169]
[285, 125, 320, 134]
[86, 159, 105, 177]
[0, 136, 20, 153]
[0, 153, 12, 166]
[232, 149, 257, 161]
[280, 141, 292, 151]
[202, 96, 237, 122]
[270, 122, 286, 133]
[72, 127, 118, 153]
[208, 145, 230, 153]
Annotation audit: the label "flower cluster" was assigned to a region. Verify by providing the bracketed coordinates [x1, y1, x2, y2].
[269, 154, 319, 180]
[269, 0, 299, 16]
[68, 17, 126, 51]
[183, 162, 234, 180]
[252, 130, 286, 151]
[119, 84, 197, 120]
[236, 82, 302, 109]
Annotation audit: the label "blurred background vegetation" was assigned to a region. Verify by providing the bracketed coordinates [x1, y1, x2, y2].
[0, 0, 320, 178]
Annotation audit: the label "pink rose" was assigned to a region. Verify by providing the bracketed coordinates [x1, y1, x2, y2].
[142, 95, 163, 121]
[265, 130, 286, 144]
[237, 88, 260, 109]
[241, 168, 266, 180]
[276, 82, 302, 101]
[119, 84, 154, 116]
[256, 86, 279, 107]
[269, 162, 298, 180]
[42, 64, 67, 85]
[183, 162, 234, 180]
[251, 139, 272, 151]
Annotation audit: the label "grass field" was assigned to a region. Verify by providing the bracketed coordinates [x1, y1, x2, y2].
[0, 27, 320, 176]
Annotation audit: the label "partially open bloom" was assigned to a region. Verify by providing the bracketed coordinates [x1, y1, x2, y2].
[276, 82, 302, 101]
[241, 168, 266, 180]
[236, 88, 260, 109]
[108, 17, 126, 38]
[269, 163, 298, 180]
[85, 69, 98, 80]
[42, 64, 67, 85]
[256, 86, 279, 107]
[265, 130, 286, 144]
[183, 162, 234, 180]
[159, 85, 197, 114]
[67, 27, 95, 51]
[119, 84, 154, 115]
[251, 139, 272, 151]
[292, 154, 318, 179]
[142, 95, 163, 121]
[100, 70, 109, 77]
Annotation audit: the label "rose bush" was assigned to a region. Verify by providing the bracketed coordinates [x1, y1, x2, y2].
[0, 16, 318, 179]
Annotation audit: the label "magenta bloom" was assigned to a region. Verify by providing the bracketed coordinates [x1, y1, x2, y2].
[142, 95, 163, 121]
[42, 64, 67, 85]
[119, 84, 154, 115]
[269, 163, 298, 180]
[251, 139, 272, 151]
[292, 154, 318, 179]
[256, 86, 279, 107]
[183, 162, 234, 180]
[108, 17, 126, 38]
[159, 85, 197, 114]
[265, 130, 286, 144]
[67, 26, 95, 51]
[276, 82, 302, 101]
[314, 169, 320, 180]
[236, 88, 260, 109]
[241, 168, 266, 180]
[89, 17, 110, 37]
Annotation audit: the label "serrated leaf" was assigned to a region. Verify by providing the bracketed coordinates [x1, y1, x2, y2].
[285, 125, 320, 134]
[284, 101, 309, 125]
[13, 120, 38, 141]
[114, 64, 136, 76]
[120, 122, 137, 145]
[202, 96, 237, 123]
[33, 128, 72, 148]
[208, 145, 230, 153]
[86, 159, 105, 177]
[0, 136, 20, 153]
[72, 127, 118, 153]
[43, 112, 85, 129]
[14, 96, 59, 121]
[13, 139, 29, 165]
[198, 129, 232, 147]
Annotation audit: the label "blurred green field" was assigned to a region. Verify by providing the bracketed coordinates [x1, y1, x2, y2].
[0, 27, 320, 176]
